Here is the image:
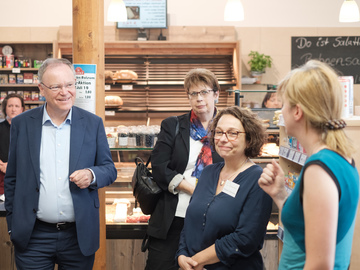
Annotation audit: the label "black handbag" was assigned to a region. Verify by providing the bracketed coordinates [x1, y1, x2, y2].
[131, 156, 162, 215]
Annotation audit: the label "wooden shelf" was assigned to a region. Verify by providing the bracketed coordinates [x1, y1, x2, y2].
[0, 84, 38, 87]
[0, 68, 39, 71]
[279, 146, 307, 166]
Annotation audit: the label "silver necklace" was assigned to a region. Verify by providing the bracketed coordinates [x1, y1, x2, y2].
[219, 158, 249, 186]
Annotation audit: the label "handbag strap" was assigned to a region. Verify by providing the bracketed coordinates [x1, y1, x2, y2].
[145, 155, 151, 167]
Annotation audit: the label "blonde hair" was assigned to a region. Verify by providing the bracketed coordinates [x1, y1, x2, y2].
[278, 60, 354, 157]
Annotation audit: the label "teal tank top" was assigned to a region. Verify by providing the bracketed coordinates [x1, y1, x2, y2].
[279, 149, 359, 269]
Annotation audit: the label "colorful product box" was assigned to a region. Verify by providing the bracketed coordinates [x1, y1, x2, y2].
[23, 91, 31, 101]
[338, 76, 354, 118]
[291, 137, 297, 149]
[0, 91, 7, 101]
[16, 91, 24, 97]
[39, 92, 46, 101]
[23, 73, 33, 84]
[8, 74, 16, 84]
[33, 74, 39, 84]
[31, 91, 39, 101]
[17, 74, 24, 84]
[0, 74, 8, 84]
[33, 60, 42, 68]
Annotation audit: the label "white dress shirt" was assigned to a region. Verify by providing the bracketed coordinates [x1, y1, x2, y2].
[37, 107, 75, 223]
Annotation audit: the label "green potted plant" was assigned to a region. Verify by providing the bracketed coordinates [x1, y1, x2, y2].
[248, 51, 273, 83]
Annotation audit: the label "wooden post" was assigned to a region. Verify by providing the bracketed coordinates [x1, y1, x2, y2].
[72, 0, 106, 269]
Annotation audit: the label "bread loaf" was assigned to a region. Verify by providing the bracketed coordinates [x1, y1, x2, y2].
[113, 70, 138, 80]
[105, 70, 114, 80]
[105, 96, 123, 106]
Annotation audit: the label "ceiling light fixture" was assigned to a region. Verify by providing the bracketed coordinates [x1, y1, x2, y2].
[107, 0, 128, 22]
[339, 0, 360, 22]
[224, 0, 244, 21]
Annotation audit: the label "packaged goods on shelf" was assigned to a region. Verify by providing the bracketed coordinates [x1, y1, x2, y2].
[106, 133, 116, 148]
[8, 74, 16, 84]
[16, 74, 24, 84]
[105, 125, 160, 148]
[0, 74, 8, 84]
[33, 60, 43, 68]
[284, 171, 299, 194]
[0, 91, 6, 101]
[339, 76, 354, 118]
[23, 91, 31, 101]
[39, 92, 46, 101]
[31, 91, 39, 101]
[23, 73, 33, 84]
[16, 91, 24, 97]
[33, 74, 39, 84]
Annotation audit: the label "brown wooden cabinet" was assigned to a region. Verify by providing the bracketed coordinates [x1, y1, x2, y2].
[57, 41, 241, 126]
[0, 42, 54, 117]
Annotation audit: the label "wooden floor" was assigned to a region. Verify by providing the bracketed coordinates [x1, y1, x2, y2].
[106, 238, 279, 270]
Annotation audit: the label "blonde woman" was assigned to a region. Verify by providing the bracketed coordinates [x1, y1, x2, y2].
[258, 60, 359, 269]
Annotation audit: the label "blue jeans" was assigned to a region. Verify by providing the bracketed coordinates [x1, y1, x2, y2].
[14, 220, 95, 270]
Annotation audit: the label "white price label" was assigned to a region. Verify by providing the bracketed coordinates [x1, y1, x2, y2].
[294, 152, 301, 163]
[283, 147, 290, 157]
[105, 110, 115, 116]
[105, 84, 111, 90]
[12, 68, 21, 74]
[299, 154, 307, 165]
[122, 84, 133, 90]
[288, 150, 295, 161]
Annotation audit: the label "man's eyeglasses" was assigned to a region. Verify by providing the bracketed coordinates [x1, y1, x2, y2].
[41, 82, 75, 92]
[214, 129, 246, 141]
[188, 89, 214, 99]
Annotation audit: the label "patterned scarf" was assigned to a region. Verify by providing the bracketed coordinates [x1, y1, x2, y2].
[190, 109, 216, 180]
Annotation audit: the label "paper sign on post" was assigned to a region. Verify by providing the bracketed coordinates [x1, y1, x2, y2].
[74, 64, 97, 114]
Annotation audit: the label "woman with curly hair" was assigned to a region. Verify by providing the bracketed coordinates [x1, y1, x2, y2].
[177, 106, 272, 270]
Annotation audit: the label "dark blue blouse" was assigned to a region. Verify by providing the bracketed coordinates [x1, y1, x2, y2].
[176, 162, 272, 270]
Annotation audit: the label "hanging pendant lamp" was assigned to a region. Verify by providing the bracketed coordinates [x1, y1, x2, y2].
[224, 0, 244, 21]
[107, 0, 128, 22]
[339, 0, 360, 22]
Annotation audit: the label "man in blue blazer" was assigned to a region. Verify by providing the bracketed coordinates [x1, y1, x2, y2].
[5, 58, 117, 269]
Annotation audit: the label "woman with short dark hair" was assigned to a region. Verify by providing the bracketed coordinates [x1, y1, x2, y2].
[145, 68, 223, 270]
[0, 93, 25, 194]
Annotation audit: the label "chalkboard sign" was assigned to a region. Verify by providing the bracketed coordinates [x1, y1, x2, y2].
[291, 36, 360, 84]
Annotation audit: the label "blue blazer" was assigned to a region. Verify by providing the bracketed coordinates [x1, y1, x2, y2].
[4, 105, 117, 256]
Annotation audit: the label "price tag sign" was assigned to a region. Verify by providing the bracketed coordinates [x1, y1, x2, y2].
[105, 110, 115, 116]
[299, 154, 307, 166]
[12, 68, 21, 74]
[293, 152, 301, 163]
[283, 147, 290, 158]
[288, 150, 295, 161]
[73, 64, 97, 114]
[122, 84, 133, 90]
[105, 84, 111, 90]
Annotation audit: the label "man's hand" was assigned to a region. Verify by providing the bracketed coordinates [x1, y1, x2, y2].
[69, 169, 93, 189]
[0, 160, 7, 174]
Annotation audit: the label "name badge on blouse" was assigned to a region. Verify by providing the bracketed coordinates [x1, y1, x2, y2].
[222, 180, 240, 198]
